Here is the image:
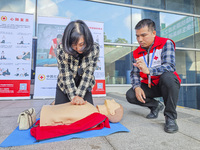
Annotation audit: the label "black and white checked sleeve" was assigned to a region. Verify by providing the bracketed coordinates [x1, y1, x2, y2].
[57, 46, 77, 101]
[75, 43, 100, 98]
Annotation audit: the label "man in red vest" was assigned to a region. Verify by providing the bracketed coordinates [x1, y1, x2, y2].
[48, 34, 62, 58]
[126, 19, 181, 133]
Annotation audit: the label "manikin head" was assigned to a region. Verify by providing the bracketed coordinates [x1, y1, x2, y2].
[96, 99, 123, 123]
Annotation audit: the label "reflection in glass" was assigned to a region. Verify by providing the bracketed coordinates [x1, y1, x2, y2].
[197, 52, 200, 76]
[141, 10, 161, 36]
[132, 0, 164, 9]
[132, 8, 161, 44]
[165, 0, 194, 14]
[131, 8, 141, 44]
[176, 50, 199, 109]
[103, 0, 132, 4]
[0, 0, 35, 14]
[160, 13, 195, 48]
[37, 0, 131, 44]
[197, 52, 200, 109]
[197, 86, 200, 109]
[178, 86, 198, 109]
[131, 9, 197, 48]
[101, 0, 200, 16]
[195, 18, 200, 48]
[176, 50, 196, 84]
[132, 9, 163, 42]
[104, 45, 134, 84]
[194, 2, 200, 15]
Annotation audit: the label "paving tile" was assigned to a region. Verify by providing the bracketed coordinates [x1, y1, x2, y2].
[0, 94, 200, 150]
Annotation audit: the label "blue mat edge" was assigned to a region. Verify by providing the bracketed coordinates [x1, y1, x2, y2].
[0, 122, 130, 147]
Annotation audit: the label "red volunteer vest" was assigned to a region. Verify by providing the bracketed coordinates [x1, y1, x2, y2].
[49, 38, 57, 57]
[133, 36, 181, 86]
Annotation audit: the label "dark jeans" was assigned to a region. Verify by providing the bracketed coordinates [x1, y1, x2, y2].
[55, 85, 93, 105]
[126, 72, 180, 119]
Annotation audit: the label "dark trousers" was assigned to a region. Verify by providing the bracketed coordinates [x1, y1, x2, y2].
[126, 72, 180, 119]
[55, 85, 93, 105]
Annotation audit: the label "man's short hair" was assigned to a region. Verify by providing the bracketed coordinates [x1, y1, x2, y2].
[135, 19, 156, 32]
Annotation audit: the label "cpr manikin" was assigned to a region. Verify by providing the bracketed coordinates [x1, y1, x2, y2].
[96, 99, 123, 123]
[40, 99, 123, 126]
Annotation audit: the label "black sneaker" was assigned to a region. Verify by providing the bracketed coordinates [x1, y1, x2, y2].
[146, 101, 164, 119]
[164, 116, 178, 133]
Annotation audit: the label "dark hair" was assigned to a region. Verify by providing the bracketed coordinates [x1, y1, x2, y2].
[135, 19, 156, 32]
[62, 20, 94, 57]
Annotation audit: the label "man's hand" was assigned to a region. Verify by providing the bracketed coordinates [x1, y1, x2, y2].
[71, 96, 87, 105]
[133, 58, 150, 74]
[135, 87, 146, 103]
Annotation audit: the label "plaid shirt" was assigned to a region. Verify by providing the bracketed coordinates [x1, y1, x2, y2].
[57, 43, 100, 101]
[131, 40, 176, 89]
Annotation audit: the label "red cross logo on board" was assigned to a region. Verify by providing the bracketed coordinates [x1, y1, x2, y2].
[38, 74, 45, 81]
[1, 16, 7, 21]
[154, 56, 158, 60]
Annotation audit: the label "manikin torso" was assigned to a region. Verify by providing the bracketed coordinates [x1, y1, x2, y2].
[40, 102, 98, 126]
[40, 99, 122, 127]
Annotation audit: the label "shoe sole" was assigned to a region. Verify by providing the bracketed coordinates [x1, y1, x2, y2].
[164, 128, 178, 133]
[146, 116, 157, 119]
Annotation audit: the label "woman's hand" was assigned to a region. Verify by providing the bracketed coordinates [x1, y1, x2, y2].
[71, 96, 87, 105]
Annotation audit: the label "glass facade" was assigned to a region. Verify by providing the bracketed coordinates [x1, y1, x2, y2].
[132, 0, 164, 9]
[176, 50, 198, 108]
[160, 13, 195, 48]
[197, 52, 200, 108]
[104, 45, 133, 84]
[0, 0, 35, 13]
[105, 0, 200, 15]
[0, 0, 200, 109]
[38, 0, 131, 44]
[165, 0, 195, 14]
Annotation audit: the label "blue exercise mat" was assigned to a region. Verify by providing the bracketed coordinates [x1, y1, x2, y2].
[0, 122, 129, 147]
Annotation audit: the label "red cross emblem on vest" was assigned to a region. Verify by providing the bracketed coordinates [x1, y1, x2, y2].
[154, 56, 158, 60]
